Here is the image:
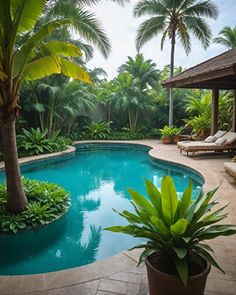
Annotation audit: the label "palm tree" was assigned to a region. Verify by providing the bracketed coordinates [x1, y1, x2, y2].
[0, 0, 102, 213]
[22, 79, 96, 136]
[134, 0, 218, 126]
[214, 26, 236, 50]
[114, 72, 155, 131]
[119, 53, 159, 89]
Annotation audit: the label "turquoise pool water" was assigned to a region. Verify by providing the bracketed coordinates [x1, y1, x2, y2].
[0, 144, 203, 275]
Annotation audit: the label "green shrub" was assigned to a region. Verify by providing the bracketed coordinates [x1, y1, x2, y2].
[185, 113, 211, 137]
[105, 176, 236, 286]
[171, 126, 183, 136]
[53, 136, 72, 151]
[85, 121, 112, 139]
[0, 179, 70, 234]
[108, 131, 145, 140]
[17, 128, 69, 157]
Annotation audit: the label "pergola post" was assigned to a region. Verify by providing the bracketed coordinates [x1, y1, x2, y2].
[211, 88, 219, 135]
[233, 90, 236, 132]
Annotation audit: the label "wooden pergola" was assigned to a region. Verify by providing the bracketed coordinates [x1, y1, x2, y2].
[162, 48, 236, 135]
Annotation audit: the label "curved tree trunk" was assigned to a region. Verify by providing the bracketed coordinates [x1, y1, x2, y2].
[169, 31, 176, 127]
[1, 119, 28, 213]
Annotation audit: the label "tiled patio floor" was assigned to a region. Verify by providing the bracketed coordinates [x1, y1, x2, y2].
[1, 140, 236, 295]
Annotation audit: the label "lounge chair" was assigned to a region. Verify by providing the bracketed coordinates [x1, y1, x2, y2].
[177, 130, 228, 147]
[178, 132, 236, 157]
[224, 156, 236, 179]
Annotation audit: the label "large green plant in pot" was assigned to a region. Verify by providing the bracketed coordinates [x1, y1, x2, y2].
[105, 176, 236, 295]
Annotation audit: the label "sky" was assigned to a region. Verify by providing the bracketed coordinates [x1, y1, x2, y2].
[83, 0, 236, 79]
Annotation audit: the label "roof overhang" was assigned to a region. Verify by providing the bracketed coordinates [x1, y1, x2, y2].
[161, 49, 236, 90]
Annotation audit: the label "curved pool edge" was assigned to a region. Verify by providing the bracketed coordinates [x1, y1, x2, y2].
[0, 251, 140, 294]
[75, 140, 205, 185]
[0, 145, 76, 172]
[0, 139, 213, 294]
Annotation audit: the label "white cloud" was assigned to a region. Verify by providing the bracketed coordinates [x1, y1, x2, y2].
[82, 0, 236, 78]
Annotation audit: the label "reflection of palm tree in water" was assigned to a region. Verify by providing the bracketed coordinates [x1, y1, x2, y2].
[70, 195, 102, 266]
[77, 225, 102, 265]
[46, 194, 102, 270]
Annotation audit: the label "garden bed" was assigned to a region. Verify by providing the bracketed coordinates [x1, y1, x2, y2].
[0, 179, 70, 234]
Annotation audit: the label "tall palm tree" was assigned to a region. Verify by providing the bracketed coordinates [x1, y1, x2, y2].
[134, 0, 218, 126]
[214, 26, 236, 50]
[0, 0, 95, 213]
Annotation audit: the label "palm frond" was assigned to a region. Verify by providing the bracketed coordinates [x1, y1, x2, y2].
[134, 0, 170, 18]
[184, 16, 211, 49]
[136, 17, 166, 50]
[182, 0, 218, 19]
[177, 22, 191, 55]
[70, 8, 111, 58]
[213, 26, 236, 50]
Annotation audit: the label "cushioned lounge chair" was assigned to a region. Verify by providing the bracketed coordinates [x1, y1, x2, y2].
[177, 130, 228, 147]
[178, 132, 236, 157]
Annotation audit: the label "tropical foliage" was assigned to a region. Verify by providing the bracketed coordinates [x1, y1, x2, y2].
[105, 177, 236, 285]
[17, 128, 70, 157]
[214, 26, 236, 49]
[185, 90, 233, 137]
[85, 121, 111, 139]
[0, 179, 70, 233]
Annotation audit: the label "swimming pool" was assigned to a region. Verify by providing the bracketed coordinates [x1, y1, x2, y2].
[0, 143, 203, 275]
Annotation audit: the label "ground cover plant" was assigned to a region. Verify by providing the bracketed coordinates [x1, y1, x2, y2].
[0, 179, 70, 234]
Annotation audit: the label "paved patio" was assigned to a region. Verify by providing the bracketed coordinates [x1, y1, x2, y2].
[1, 140, 236, 295]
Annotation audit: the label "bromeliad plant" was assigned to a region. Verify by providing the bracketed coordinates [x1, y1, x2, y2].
[105, 176, 236, 285]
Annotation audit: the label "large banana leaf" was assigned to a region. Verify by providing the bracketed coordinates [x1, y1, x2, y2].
[11, 0, 45, 33]
[40, 41, 82, 58]
[13, 19, 75, 77]
[22, 56, 91, 84]
[60, 58, 91, 83]
[22, 56, 61, 80]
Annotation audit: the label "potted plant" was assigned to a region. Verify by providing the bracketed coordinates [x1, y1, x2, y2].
[172, 127, 183, 144]
[185, 114, 211, 141]
[159, 126, 174, 144]
[105, 176, 236, 295]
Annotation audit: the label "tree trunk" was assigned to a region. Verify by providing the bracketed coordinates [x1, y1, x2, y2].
[1, 119, 28, 213]
[128, 108, 132, 131]
[169, 30, 176, 127]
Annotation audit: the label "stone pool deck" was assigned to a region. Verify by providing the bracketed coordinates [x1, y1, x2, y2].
[1, 140, 236, 295]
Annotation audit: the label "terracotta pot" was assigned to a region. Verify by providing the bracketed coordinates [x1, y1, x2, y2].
[146, 258, 211, 295]
[173, 135, 181, 144]
[161, 136, 172, 144]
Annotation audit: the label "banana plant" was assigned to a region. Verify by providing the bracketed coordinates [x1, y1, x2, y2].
[0, 0, 92, 213]
[105, 176, 236, 286]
